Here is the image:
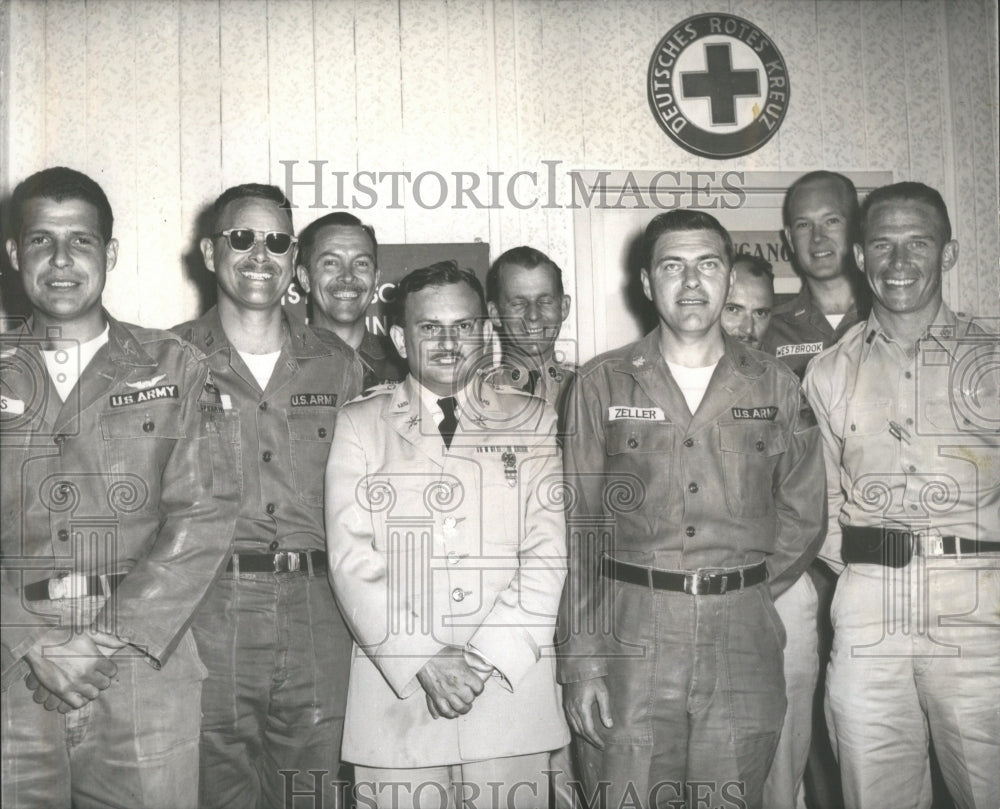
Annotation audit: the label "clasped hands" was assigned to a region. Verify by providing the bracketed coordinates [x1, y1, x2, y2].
[23, 627, 126, 713]
[415, 645, 491, 719]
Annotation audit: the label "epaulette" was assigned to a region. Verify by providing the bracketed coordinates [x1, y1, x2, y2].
[349, 381, 399, 402]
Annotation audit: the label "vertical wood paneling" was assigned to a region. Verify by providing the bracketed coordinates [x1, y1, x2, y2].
[44, 1, 88, 167]
[311, 0, 359, 220]
[398, 0, 455, 244]
[3, 0, 997, 325]
[860, 2, 907, 178]
[133, 0, 185, 328]
[488, 0, 523, 254]
[816, 1, 865, 169]
[219, 0, 269, 187]
[353, 0, 405, 242]
[178, 0, 222, 300]
[902, 1, 946, 191]
[7, 0, 46, 182]
[618, 0, 678, 169]
[267, 0, 316, 214]
[768, 0, 821, 170]
[577, 1, 620, 167]
[85, 0, 138, 320]
[445, 0, 492, 244]
[946, 0, 999, 315]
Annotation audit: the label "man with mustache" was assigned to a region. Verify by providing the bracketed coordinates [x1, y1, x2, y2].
[326, 261, 569, 808]
[802, 182, 999, 809]
[486, 246, 574, 413]
[172, 184, 362, 809]
[296, 212, 405, 389]
[1, 167, 236, 808]
[721, 254, 774, 351]
[559, 210, 826, 809]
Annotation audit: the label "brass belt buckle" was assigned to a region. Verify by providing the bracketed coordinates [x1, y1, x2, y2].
[922, 531, 944, 557]
[48, 573, 88, 600]
[685, 572, 707, 595]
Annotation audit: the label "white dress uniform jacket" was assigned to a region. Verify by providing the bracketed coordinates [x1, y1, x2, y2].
[326, 376, 570, 768]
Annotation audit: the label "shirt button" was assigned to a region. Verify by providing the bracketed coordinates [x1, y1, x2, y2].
[57, 529, 69, 542]
[755, 440, 765, 452]
[904, 371, 912, 379]
[688, 482, 699, 493]
[266, 503, 276, 514]
[269, 540, 279, 551]
[259, 402, 268, 411]
[318, 427, 327, 438]
[683, 438, 694, 448]
[54, 434, 66, 445]
[447, 551, 461, 565]
[685, 526, 696, 537]
[451, 588, 467, 602]
[627, 437, 638, 449]
[262, 451, 272, 462]
[907, 465, 917, 473]
[142, 420, 155, 433]
[443, 517, 457, 529]
[905, 418, 913, 426]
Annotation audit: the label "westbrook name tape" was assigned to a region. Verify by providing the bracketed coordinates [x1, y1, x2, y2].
[647, 13, 790, 159]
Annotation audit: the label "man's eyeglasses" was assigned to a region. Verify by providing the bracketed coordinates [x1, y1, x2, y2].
[212, 229, 297, 255]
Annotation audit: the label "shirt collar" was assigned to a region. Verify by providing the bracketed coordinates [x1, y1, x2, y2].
[861, 301, 957, 361]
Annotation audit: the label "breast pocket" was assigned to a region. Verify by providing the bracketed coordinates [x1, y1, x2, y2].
[719, 422, 788, 518]
[287, 411, 337, 506]
[100, 406, 186, 513]
[605, 420, 673, 512]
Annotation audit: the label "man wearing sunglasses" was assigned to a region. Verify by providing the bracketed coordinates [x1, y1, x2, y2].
[173, 184, 363, 809]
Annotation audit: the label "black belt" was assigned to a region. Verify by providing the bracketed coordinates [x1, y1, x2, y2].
[226, 550, 326, 574]
[602, 557, 767, 595]
[842, 525, 1000, 568]
[24, 573, 126, 602]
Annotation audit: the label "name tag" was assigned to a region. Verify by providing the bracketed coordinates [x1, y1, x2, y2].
[0, 395, 25, 415]
[110, 385, 179, 407]
[608, 406, 666, 421]
[776, 342, 823, 358]
[291, 393, 338, 407]
[732, 406, 779, 420]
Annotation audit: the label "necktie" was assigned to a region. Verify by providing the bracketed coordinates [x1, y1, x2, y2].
[524, 369, 542, 395]
[437, 396, 458, 449]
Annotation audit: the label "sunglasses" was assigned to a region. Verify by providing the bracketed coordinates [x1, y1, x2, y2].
[212, 228, 297, 255]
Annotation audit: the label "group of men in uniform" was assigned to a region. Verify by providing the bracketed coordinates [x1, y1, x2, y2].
[1, 166, 996, 809]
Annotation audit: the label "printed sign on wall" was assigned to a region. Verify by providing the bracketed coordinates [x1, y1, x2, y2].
[648, 13, 790, 159]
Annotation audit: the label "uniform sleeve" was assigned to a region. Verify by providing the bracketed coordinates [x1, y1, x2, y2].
[325, 406, 446, 699]
[467, 407, 567, 689]
[802, 359, 846, 573]
[766, 376, 828, 597]
[93, 351, 239, 667]
[556, 370, 614, 683]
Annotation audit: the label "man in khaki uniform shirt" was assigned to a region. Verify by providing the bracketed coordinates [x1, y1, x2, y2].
[559, 210, 826, 809]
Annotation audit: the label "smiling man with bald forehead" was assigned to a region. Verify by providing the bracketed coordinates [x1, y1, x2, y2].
[172, 184, 362, 809]
[802, 181, 1000, 809]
